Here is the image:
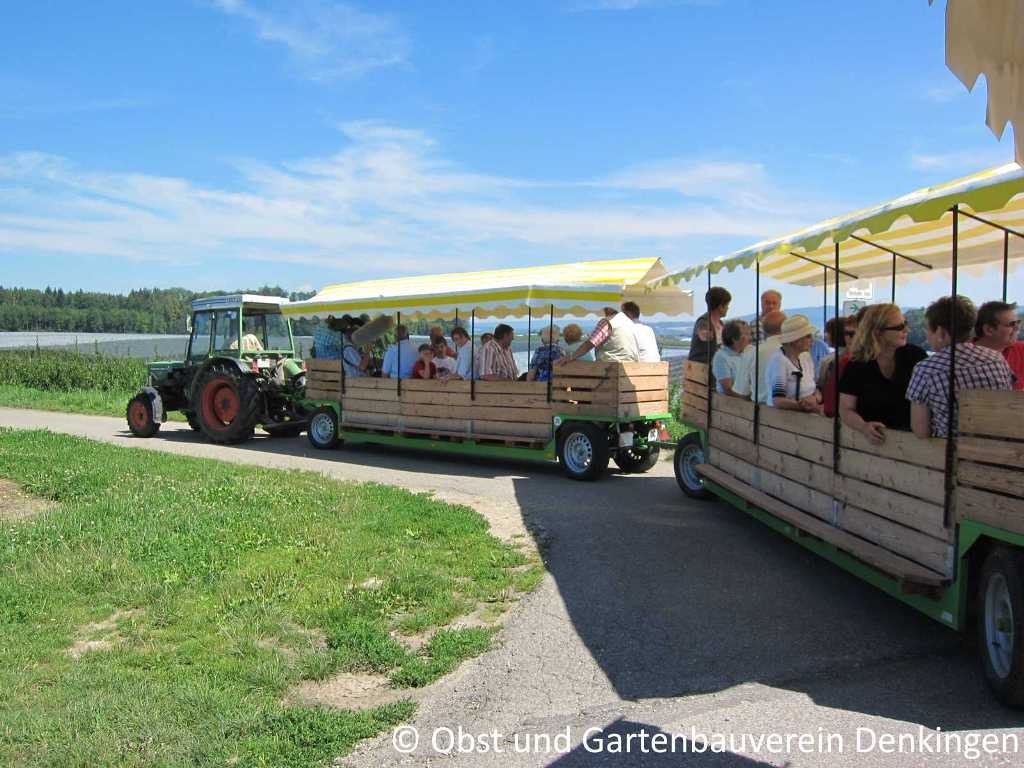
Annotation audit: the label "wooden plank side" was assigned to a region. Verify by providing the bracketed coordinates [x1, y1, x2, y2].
[839, 504, 953, 576]
[695, 463, 945, 585]
[618, 374, 669, 392]
[554, 360, 614, 376]
[708, 428, 758, 464]
[683, 378, 710, 401]
[840, 428, 946, 471]
[682, 404, 707, 430]
[711, 393, 756, 421]
[684, 360, 708, 385]
[399, 391, 552, 408]
[305, 359, 341, 372]
[475, 381, 550, 396]
[958, 460, 1024, 499]
[341, 412, 551, 439]
[401, 403, 553, 424]
[957, 486, 1024, 536]
[833, 475, 951, 541]
[756, 444, 834, 494]
[710, 411, 754, 441]
[759, 425, 832, 466]
[840, 449, 946, 506]
[306, 387, 341, 401]
[551, 377, 617, 391]
[758, 407, 834, 442]
[960, 389, 1024, 440]
[683, 390, 708, 412]
[959, 436, 1024, 470]
[618, 390, 671, 404]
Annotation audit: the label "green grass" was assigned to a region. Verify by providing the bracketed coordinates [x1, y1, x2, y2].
[0, 383, 135, 417]
[0, 430, 541, 767]
[0, 348, 148, 392]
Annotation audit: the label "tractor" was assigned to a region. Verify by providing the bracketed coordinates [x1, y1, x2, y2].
[126, 294, 309, 443]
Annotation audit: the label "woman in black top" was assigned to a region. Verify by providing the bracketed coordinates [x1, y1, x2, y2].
[688, 286, 731, 364]
[838, 303, 927, 445]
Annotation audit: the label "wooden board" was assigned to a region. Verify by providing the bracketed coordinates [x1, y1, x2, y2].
[959, 436, 1024, 470]
[759, 425, 832, 467]
[341, 411, 551, 439]
[618, 374, 669, 392]
[833, 475, 951, 541]
[554, 360, 667, 377]
[758, 407, 834, 442]
[696, 463, 946, 585]
[958, 460, 1024, 499]
[711, 392, 755, 421]
[708, 428, 758, 464]
[755, 443, 834, 495]
[682, 404, 707, 430]
[399, 390, 552, 408]
[684, 360, 708, 385]
[709, 411, 754, 441]
[959, 390, 1024, 440]
[683, 378, 710, 401]
[957, 486, 1024, 536]
[306, 386, 341, 401]
[840, 428, 946, 471]
[839, 449, 946, 506]
[305, 359, 341, 372]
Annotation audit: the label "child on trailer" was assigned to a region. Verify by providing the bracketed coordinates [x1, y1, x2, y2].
[412, 344, 437, 379]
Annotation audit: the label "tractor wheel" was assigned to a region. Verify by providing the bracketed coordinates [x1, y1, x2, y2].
[613, 445, 660, 473]
[195, 363, 261, 444]
[307, 406, 340, 450]
[978, 547, 1024, 707]
[557, 422, 609, 481]
[263, 423, 305, 438]
[185, 412, 202, 432]
[675, 432, 711, 499]
[126, 394, 160, 438]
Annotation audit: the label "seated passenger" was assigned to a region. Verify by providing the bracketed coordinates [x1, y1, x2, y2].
[908, 295, 1014, 438]
[381, 325, 417, 379]
[474, 332, 494, 377]
[411, 344, 437, 379]
[711, 319, 754, 398]
[526, 326, 565, 382]
[432, 339, 457, 377]
[341, 330, 370, 378]
[748, 310, 787, 403]
[974, 300, 1024, 390]
[818, 314, 857, 417]
[429, 326, 457, 358]
[561, 324, 595, 362]
[688, 287, 731, 364]
[837, 304, 925, 444]
[559, 307, 639, 363]
[313, 316, 344, 359]
[447, 326, 473, 380]
[764, 315, 822, 413]
[478, 325, 518, 380]
[621, 301, 661, 362]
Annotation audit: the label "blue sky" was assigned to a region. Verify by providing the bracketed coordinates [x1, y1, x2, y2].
[0, 0, 1018, 314]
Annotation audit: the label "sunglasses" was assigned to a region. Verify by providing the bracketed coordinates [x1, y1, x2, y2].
[843, 330, 856, 337]
[1001, 319, 1021, 329]
[882, 322, 908, 332]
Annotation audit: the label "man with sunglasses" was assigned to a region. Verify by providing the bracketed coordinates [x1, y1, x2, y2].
[908, 296, 1014, 438]
[974, 301, 1024, 390]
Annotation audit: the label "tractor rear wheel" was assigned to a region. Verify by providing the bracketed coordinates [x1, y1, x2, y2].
[185, 412, 202, 432]
[195, 364, 261, 444]
[126, 394, 160, 438]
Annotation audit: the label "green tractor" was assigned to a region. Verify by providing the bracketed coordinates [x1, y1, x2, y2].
[126, 294, 309, 443]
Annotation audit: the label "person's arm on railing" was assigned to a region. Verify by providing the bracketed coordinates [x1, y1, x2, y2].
[839, 393, 886, 445]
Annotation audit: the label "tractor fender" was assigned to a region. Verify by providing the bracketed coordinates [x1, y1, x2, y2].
[140, 386, 165, 423]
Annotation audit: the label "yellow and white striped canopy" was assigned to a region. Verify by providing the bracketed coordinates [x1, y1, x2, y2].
[284, 257, 692, 320]
[653, 163, 1024, 289]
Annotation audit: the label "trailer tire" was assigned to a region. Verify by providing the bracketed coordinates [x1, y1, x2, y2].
[614, 445, 660, 473]
[195, 363, 260, 444]
[307, 406, 340, 450]
[978, 547, 1024, 707]
[126, 394, 160, 438]
[675, 432, 711, 499]
[557, 422, 609, 481]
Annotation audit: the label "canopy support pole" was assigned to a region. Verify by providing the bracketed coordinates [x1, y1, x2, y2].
[944, 207, 960, 529]
[848, 234, 933, 270]
[833, 243, 841, 472]
[706, 268, 714, 455]
[753, 259, 760, 444]
[822, 267, 828, 339]
[396, 311, 401, 398]
[547, 305, 554, 403]
[891, 252, 897, 304]
[788, 251, 859, 280]
[1003, 230, 1010, 302]
[527, 306, 532, 362]
[471, 310, 476, 401]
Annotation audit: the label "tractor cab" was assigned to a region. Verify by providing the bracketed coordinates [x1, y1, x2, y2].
[127, 294, 309, 443]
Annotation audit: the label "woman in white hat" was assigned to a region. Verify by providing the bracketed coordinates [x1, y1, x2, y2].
[764, 315, 822, 413]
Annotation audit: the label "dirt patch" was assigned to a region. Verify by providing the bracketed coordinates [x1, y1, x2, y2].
[67, 609, 142, 660]
[0, 478, 55, 522]
[287, 672, 419, 710]
[256, 622, 328, 659]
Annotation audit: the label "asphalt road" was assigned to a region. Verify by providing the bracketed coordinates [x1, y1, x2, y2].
[2, 408, 1022, 767]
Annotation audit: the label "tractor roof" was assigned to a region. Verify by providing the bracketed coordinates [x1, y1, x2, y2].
[190, 294, 290, 312]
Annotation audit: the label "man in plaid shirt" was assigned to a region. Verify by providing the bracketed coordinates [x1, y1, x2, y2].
[908, 296, 1014, 438]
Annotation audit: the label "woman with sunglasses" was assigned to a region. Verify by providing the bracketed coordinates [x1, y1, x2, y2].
[837, 303, 927, 445]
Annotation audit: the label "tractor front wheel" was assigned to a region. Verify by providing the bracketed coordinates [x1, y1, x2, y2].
[126, 394, 160, 438]
[195, 364, 261, 444]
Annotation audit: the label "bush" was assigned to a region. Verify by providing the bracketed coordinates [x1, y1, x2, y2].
[0, 349, 147, 392]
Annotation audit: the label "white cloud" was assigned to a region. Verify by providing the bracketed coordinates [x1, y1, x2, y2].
[924, 83, 964, 104]
[909, 146, 1012, 172]
[210, 0, 409, 80]
[0, 125, 830, 281]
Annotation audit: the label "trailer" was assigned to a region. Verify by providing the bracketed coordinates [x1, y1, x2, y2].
[669, 163, 1024, 705]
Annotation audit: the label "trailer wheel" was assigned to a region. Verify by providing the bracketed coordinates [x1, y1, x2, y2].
[675, 432, 711, 499]
[557, 422, 609, 481]
[307, 406, 340, 450]
[195, 363, 260, 444]
[614, 446, 660, 473]
[978, 547, 1024, 707]
[126, 394, 160, 438]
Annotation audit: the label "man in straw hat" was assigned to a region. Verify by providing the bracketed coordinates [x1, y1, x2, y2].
[764, 314, 822, 413]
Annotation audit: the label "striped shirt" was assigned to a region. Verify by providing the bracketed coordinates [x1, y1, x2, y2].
[906, 342, 1014, 437]
[478, 339, 518, 380]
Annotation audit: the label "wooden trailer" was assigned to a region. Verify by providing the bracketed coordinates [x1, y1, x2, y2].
[303, 359, 671, 480]
[668, 164, 1024, 705]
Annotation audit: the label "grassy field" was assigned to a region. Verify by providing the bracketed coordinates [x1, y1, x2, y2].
[0, 430, 541, 766]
